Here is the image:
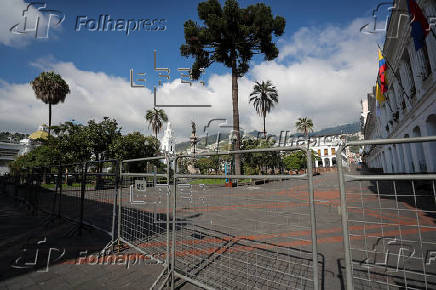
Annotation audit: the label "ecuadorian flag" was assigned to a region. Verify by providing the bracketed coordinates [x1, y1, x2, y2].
[376, 49, 387, 103]
[407, 0, 430, 51]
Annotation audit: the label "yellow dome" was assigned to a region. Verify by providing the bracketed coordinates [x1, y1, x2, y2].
[29, 130, 48, 140]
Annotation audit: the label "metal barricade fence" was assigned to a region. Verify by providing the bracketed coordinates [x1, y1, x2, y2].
[82, 160, 119, 240]
[32, 166, 59, 217]
[337, 136, 436, 290]
[58, 163, 85, 224]
[170, 146, 320, 290]
[117, 155, 171, 265]
[3, 161, 120, 238]
[11, 169, 27, 205]
[27, 168, 39, 215]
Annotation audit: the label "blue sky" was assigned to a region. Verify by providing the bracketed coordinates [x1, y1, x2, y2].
[1, 0, 385, 137]
[1, 0, 384, 84]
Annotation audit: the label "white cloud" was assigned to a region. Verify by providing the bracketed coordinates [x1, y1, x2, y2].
[250, 18, 381, 133]
[0, 18, 380, 141]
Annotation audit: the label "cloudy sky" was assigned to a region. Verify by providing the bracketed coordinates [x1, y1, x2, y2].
[0, 0, 385, 141]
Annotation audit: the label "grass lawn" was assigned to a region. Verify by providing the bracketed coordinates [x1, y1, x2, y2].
[41, 183, 92, 189]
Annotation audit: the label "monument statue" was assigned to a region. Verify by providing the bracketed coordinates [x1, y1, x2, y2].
[190, 121, 199, 154]
[191, 121, 196, 136]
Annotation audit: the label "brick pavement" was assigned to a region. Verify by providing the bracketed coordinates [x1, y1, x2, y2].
[0, 195, 165, 290]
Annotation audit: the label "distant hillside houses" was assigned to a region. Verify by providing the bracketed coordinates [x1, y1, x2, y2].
[0, 126, 47, 175]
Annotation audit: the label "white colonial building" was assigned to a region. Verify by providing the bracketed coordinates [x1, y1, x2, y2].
[284, 135, 348, 168]
[362, 0, 436, 173]
[311, 136, 341, 168]
[160, 122, 176, 154]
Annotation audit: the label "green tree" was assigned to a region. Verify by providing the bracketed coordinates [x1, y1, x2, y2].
[180, 0, 285, 174]
[283, 151, 306, 171]
[196, 158, 214, 174]
[9, 145, 59, 175]
[249, 80, 278, 137]
[195, 155, 221, 174]
[241, 138, 280, 174]
[283, 150, 320, 171]
[110, 132, 161, 172]
[51, 121, 91, 163]
[110, 132, 159, 161]
[87, 117, 122, 163]
[30, 72, 70, 136]
[145, 108, 168, 138]
[295, 117, 314, 139]
[9, 118, 130, 176]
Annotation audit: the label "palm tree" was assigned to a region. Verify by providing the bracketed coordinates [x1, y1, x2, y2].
[145, 108, 168, 138]
[249, 81, 279, 137]
[31, 71, 70, 136]
[295, 117, 314, 139]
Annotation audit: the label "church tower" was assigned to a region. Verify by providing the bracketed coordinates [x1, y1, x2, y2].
[160, 122, 175, 154]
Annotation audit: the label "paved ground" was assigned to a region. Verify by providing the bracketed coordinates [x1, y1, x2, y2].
[0, 194, 164, 290]
[120, 169, 436, 289]
[1, 169, 435, 289]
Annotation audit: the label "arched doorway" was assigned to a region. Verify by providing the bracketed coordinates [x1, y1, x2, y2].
[324, 158, 330, 167]
[332, 157, 337, 167]
[426, 114, 436, 172]
[412, 126, 427, 172]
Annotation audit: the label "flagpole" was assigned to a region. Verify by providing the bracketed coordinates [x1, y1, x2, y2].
[377, 43, 412, 102]
[377, 78, 394, 113]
